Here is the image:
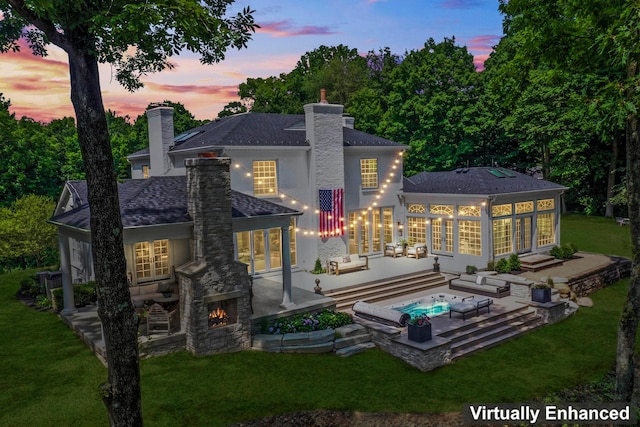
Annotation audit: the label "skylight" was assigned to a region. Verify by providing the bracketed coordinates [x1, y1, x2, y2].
[488, 168, 506, 178]
[174, 131, 200, 144]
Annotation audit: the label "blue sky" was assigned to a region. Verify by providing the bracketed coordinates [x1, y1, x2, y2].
[0, 0, 504, 122]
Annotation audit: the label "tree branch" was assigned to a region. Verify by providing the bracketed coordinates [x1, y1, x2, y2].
[6, 0, 72, 52]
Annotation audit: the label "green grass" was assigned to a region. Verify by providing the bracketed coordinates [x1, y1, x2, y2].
[0, 215, 634, 426]
[561, 214, 632, 258]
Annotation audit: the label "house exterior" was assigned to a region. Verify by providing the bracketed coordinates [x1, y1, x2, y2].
[50, 171, 301, 313]
[127, 99, 409, 276]
[51, 95, 569, 315]
[401, 167, 568, 272]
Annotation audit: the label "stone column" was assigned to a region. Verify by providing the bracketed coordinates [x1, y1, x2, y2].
[58, 233, 76, 313]
[280, 225, 293, 307]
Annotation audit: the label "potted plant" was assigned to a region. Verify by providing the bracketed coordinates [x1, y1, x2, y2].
[407, 313, 432, 343]
[531, 279, 553, 303]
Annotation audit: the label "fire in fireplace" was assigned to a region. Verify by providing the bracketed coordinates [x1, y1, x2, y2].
[207, 298, 237, 329]
[208, 306, 229, 328]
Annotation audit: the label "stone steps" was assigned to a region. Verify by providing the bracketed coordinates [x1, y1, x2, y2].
[519, 254, 564, 272]
[250, 323, 376, 357]
[443, 307, 544, 359]
[324, 271, 448, 311]
[334, 324, 375, 357]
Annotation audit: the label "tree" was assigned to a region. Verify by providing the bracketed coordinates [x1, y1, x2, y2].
[499, 0, 640, 402]
[0, 2, 256, 425]
[379, 38, 479, 174]
[218, 101, 247, 117]
[233, 44, 369, 114]
[0, 194, 57, 268]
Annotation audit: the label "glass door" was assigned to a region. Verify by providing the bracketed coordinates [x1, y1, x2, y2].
[253, 231, 266, 272]
[515, 216, 532, 253]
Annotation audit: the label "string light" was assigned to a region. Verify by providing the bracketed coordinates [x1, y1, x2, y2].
[230, 151, 404, 237]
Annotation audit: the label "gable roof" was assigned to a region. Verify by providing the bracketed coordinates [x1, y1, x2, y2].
[128, 112, 403, 158]
[403, 167, 567, 195]
[50, 177, 301, 231]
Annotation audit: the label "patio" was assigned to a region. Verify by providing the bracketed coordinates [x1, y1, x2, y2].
[59, 251, 622, 364]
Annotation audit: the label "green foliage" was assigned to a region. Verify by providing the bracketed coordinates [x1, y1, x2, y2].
[465, 265, 478, 274]
[19, 275, 41, 297]
[50, 281, 97, 312]
[494, 258, 511, 273]
[262, 309, 352, 334]
[0, 194, 58, 270]
[508, 253, 521, 271]
[550, 243, 578, 260]
[35, 295, 51, 310]
[310, 258, 326, 274]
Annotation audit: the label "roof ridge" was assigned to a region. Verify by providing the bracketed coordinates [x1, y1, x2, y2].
[119, 177, 155, 205]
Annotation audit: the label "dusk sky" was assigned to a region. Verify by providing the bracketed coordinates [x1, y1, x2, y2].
[0, 0, 504, 123]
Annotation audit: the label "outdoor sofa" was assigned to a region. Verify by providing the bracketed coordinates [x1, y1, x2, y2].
[449, 274, 510, 298]
[327, 254, 369, 275]
[449, 296, 493, 320]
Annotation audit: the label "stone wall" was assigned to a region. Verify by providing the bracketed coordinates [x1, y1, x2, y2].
[569, 256, 631, 297]
[176, 156, 252, 356]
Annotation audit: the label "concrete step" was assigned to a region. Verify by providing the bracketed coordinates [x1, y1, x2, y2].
[327, 272, 443, 299]
[448, 309, 544, 359]
[335, 323, 368, 338]
[336, 280, 448, 311]
[450, 319, 544, 360]
[324, 272, 449, 311]
[335, 342, 376, 357]
[334, 333, 372, 350]
[520, 258, 565, 272]
[439, 307, 536, 341]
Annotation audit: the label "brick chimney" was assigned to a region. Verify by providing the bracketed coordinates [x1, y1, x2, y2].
[304, 92, 347, 260]
[147, 106, 175, 177]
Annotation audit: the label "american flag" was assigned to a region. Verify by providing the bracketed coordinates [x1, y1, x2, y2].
[319, 188, 344, 236]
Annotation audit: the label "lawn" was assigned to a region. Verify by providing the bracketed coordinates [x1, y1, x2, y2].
[0, 215, 633, 426]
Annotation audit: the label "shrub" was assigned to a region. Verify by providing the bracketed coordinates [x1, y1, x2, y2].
[19, 276, 42, 297]
[465, 265, 478, 274]
[487, 261, 495, 271]
[75, 281, 98, 307]
[495, 258, 511, 273]
[262, 309, 352, 334]
[310, 258, 326, 274]
[50, 281, 98, 312]
[508, 253, 521, 271]
[549, 245, 564, 259]
[36, 295, 51, 310]
[550, 244, 578, 260]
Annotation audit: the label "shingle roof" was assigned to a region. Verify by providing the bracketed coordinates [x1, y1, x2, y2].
[50, 177, 300, 230]
[128, 112, 403, 158]
[403, 167, 567, 195]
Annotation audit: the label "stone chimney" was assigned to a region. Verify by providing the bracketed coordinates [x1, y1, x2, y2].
[186, 157, 235, 268]
[147, 106, 175, 177]
[176, 156, 252, 355]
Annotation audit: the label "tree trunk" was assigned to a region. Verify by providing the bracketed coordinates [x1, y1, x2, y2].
[616, 61, 640, 403]
[67, 49, 143, 426]
[605, 136, 619, 218]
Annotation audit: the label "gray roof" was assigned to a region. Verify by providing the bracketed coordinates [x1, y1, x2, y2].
[128, 112, 403, 157]
[50, 177, 300, 230]
[403, 167, 567, 195]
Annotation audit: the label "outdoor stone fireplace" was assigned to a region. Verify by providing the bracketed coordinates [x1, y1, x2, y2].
[176, 156, 252, 355]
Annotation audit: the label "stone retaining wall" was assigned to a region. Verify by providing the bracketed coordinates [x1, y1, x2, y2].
[569, 256, 631, 297]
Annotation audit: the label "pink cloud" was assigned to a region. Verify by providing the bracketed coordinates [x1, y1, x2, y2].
[466, 34, 501, 71]
[257, 20, 339, 37]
